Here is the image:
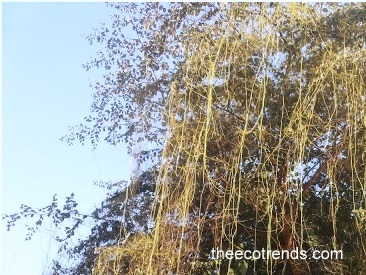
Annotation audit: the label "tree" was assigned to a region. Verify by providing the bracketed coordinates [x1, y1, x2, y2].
[4, 3, 366, 274]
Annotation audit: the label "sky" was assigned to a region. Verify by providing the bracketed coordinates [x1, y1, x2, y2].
[2, 3, 133, 274]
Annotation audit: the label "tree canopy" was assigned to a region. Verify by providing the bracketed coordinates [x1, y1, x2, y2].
[4, 3, 366, 275]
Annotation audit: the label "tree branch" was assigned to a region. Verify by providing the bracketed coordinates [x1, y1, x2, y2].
[302, 161, 328, 196]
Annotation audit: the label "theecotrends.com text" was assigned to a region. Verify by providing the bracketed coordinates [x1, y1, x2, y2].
[210, 247, 343, 261]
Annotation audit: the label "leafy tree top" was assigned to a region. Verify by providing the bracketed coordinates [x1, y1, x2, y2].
[5, 3, 366, 274]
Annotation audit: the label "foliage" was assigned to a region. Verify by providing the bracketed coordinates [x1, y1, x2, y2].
[3, 175, 155, 275]
[4, 3, 366, 275]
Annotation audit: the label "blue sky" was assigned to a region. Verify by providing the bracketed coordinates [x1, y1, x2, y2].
[2, 3, 133, 274]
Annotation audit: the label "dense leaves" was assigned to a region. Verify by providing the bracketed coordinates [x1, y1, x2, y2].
[4, 3, 366, 275]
